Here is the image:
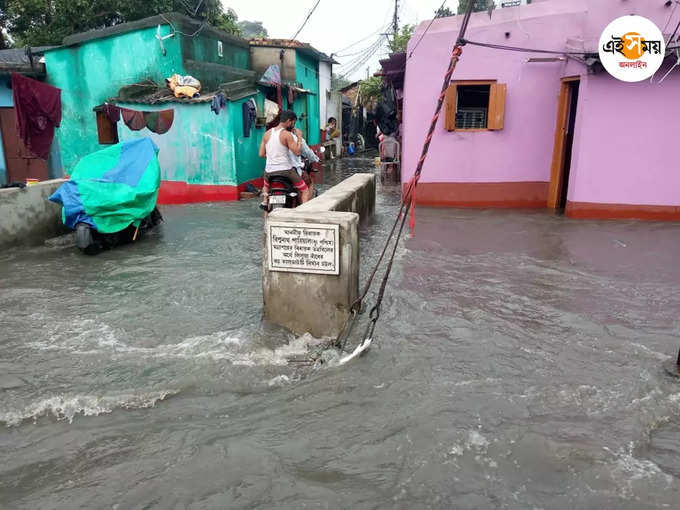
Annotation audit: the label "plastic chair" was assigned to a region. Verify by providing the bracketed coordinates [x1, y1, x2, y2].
[378, 138, 401, 177]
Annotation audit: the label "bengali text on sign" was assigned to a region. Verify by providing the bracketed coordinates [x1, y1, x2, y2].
[268, 222, 340, 275]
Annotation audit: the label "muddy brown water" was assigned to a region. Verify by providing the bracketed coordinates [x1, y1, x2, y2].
[1, 154, 680, 509]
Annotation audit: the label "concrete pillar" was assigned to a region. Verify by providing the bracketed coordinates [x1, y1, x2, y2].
[262, 173, 375, 337]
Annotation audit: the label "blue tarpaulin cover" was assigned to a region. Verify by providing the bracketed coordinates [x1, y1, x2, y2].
[49, 138, 161, 233]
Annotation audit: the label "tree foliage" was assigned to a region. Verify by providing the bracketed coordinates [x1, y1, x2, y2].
[0, 0, 10, 48]
[238, 20, 268, 39]
[435, 6, 455, 18]
[4, 0, 241, 47]
[457, 0, 495, 16]
[358, 76, 382, 107]
[388, 24, 414, 53]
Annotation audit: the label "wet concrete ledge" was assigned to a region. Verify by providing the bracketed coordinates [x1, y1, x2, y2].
[263, 173, 376, 337]
[0, 179, 67, 250]
[296, 173, 376, 220]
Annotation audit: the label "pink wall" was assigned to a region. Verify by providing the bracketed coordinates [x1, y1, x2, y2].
[569, 65, 680, 207]
[403, 0, 680, 207]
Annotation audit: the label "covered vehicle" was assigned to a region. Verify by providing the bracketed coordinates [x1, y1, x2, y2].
[49, 138, 163, 255]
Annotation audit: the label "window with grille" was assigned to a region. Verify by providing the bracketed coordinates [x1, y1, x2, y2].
[444, 81, 507, 131]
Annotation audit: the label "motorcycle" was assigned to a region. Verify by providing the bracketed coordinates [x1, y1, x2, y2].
[75, 207, 163, 255]
[261, 146, 325, 212]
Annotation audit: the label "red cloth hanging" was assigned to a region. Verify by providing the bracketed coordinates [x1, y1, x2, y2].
[11, 73, 62, 160]
[121, 108, 146, 131]
[144, 109, 174, 134]
[276, 84, 283, 110]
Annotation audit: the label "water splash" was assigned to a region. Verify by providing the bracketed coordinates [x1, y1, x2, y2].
[1, 390, 177, 427]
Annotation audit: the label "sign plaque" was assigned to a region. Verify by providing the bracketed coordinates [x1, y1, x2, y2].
[268, 222, 340, 275]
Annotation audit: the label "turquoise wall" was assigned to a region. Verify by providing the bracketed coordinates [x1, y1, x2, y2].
[117, 92, 265, 187]
[182, 34, 250, 69]
[44, 25, 183, 173]
[0, 80, 11, 185]
[295, 53, 320, 146]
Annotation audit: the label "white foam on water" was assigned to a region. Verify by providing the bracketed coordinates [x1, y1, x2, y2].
[446, 430, 498, 469]
[267, 375, 291, 387]
[468, 430, 490, 449]
[604, 445, 674, 498]
[1, 390, 177, 427]
[29, 320, 331, 367]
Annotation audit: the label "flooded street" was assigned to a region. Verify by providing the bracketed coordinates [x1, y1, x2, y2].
[2, 154, 680, 509]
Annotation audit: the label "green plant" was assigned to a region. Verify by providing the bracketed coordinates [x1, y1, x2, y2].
[457, 0, 495, 15]
[388, 24, 414, 53]
[435, 6, 455, 18]
[358, 76, 383, 107]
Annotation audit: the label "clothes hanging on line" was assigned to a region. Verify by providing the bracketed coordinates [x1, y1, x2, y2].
[121, 109, 146, 131]
[211, 93, 227, 115]
[242, 98, 257, 137]
[144, 109, 174, 135]
[11, 73, 62, 160]
[121, 107, 174, 134]
[103, 103, 120, 123]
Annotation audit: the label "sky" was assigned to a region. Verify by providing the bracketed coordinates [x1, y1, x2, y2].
[222, 0, 459, 81]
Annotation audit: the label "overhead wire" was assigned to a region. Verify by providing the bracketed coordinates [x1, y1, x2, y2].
[408, 0, 448, 59]
[336, 35, 388, 79]
[291, 0, 322, 41]
[160, 13, 207, 38]
[460, 39, 596, 56]
[337, 34, 386, 71]
[333, 21, 392, 56]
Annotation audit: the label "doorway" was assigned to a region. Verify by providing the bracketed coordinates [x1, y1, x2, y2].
[547, 78, 580, 211]
[0, 107, 48, 182]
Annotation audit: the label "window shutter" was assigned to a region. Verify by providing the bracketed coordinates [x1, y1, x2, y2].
[488, 83, 507, 130]
[96, 111, 119, 145]
[444, 84, 457, 131]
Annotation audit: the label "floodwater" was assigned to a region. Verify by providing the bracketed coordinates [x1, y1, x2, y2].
[1, 154, 680, 509]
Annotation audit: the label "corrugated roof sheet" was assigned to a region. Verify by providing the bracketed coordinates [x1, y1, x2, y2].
[249, 38, 339, 64]
[109, 79, 256, 105]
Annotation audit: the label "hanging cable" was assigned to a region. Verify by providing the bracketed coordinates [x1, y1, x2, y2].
[336, 35, 388, 80]
[460, 38, 594, 55]
[333, 22, 392, 56]
[160, 13, 207, 38]
[408, 0, 448, 59]
[336, 2, 477, 356]
[335, 32, 390, 58]
[291, 0, 322, 40]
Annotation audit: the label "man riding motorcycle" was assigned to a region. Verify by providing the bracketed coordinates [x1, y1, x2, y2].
[259, 110, 309, 210]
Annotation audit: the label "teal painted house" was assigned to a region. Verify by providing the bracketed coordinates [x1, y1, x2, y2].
[249, 40, 337, 147]
[43, 13, 265, 203]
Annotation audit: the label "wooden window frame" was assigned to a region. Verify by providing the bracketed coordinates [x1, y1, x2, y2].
[95, 110, 119, 145]
[444, 79, 506, 132]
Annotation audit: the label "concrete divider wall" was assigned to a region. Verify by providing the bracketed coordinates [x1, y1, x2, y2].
[0, 179, 68, 250]
[263, 173, 376, 337]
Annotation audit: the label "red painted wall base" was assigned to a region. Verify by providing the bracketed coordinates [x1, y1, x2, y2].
[566, 201, 680, 221]
[403, 181, 549, 208]
[157, 178, 265, 205]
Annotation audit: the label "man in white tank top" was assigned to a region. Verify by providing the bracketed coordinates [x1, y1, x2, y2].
[258, 110, 309, 204]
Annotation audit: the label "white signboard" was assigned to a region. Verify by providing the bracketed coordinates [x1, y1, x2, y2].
[268, 222, 340, 275]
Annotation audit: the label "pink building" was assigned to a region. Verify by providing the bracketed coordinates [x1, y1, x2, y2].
[403, 0, 680, 220]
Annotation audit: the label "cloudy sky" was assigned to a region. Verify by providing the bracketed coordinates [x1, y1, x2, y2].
[223, 0, 459, 80]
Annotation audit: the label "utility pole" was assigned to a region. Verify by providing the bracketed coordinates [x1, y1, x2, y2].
[366, 67, 370, 80]
[393, 0, 399, 39]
